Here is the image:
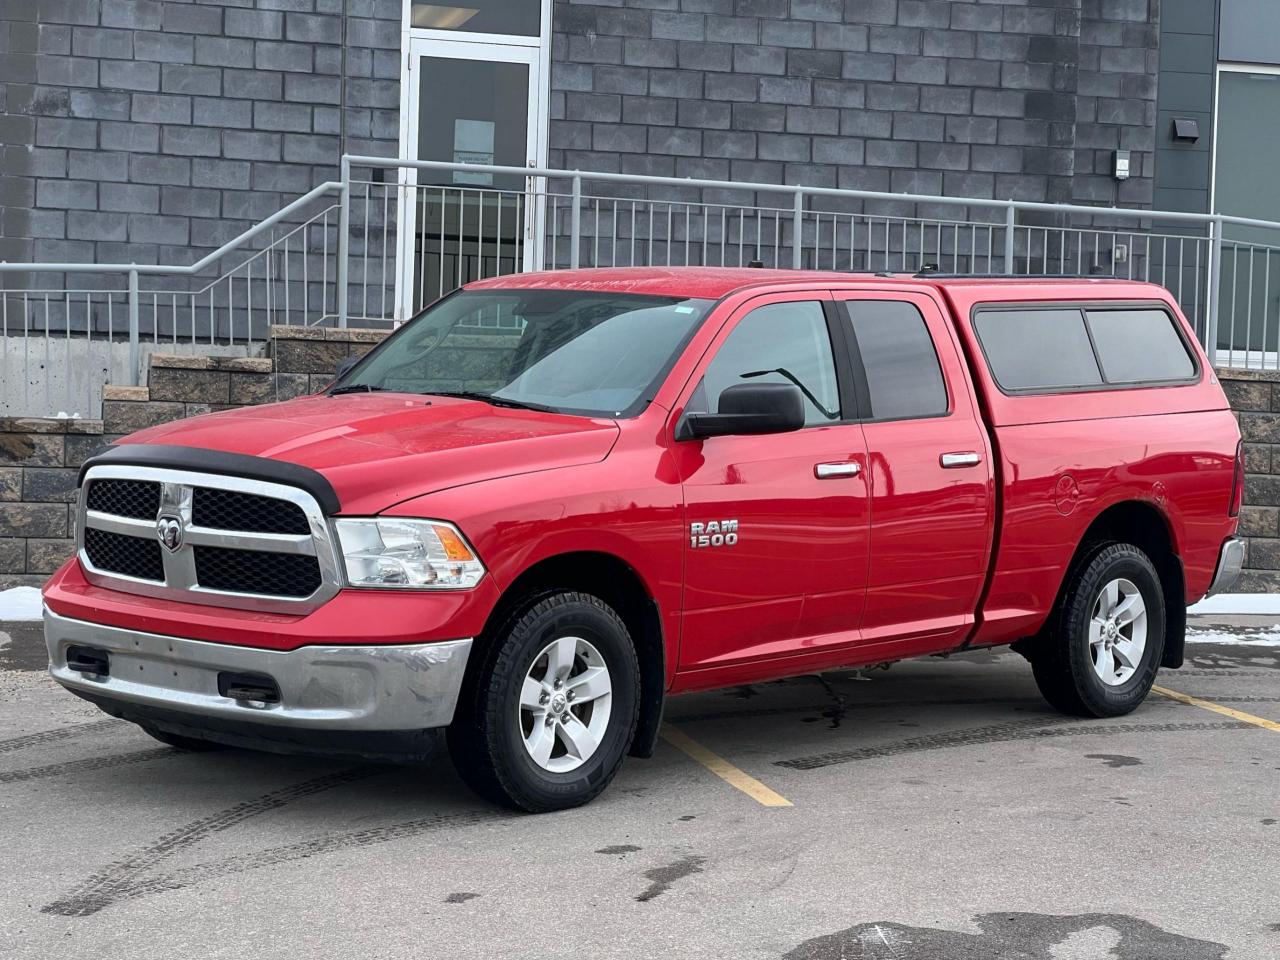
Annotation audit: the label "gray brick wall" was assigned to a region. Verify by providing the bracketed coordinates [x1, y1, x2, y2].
[0, 0, 401, 269]
[549, 0, 1160, 212]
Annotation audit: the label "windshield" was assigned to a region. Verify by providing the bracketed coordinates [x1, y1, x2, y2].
[336, 290, 713, 417]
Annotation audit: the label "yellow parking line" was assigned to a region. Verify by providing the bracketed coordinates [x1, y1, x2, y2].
[1152, 684, 1280, 732]
[660, 723, 793, 808]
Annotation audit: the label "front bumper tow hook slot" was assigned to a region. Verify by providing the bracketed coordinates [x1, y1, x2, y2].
[217, 672, 281, 707]
[65, 646, 110, 678]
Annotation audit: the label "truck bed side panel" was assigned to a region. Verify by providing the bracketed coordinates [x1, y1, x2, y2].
[970, 412, 1239, 646]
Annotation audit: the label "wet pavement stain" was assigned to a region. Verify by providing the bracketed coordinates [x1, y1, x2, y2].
[635, 855, 704, 903]
[444, 893, 479, 904]
[1085, 753, 1143, 768]
[800, 674, 849, 729]
[595, 844, 641, 855]
[784, 913, 1228, 959]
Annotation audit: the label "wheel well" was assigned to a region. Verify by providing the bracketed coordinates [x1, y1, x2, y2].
[1047, 501, 1186, 668]
[481, 552, 666, 759]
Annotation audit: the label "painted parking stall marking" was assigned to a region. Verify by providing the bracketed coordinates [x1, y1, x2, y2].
[660, 723, 792, 808]
[1151, 684, 1280, 732]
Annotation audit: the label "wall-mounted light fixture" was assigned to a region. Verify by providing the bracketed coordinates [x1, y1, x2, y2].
[1113, 149, 1131, 181]
[1172, 117, 1201, 142]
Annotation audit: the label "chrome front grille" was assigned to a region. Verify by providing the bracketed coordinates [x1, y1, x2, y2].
[191, 487, 310, 535]
[86, 478, 160, 520]
[77, 465, 342, 613]
[84, 526, 165, 582]
[193, 545, 323, 597]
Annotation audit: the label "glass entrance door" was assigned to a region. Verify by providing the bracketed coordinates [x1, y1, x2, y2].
[397, 37, 543, 318]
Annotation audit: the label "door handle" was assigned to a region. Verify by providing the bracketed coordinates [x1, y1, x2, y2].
[815, 461, 861, 479]
[940, 451, 982, 469]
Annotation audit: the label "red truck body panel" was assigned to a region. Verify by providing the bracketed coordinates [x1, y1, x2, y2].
[44, 268, 1241, 699]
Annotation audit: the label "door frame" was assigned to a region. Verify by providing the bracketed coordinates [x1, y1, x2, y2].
[393, 3, 552, 320]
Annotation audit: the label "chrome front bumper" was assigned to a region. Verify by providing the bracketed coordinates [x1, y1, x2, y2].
[43, 607, 472, 732]
[1206, 537, 1246, 597]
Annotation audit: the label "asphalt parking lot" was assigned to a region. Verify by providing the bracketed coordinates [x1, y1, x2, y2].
[1, 617, 1276, 960]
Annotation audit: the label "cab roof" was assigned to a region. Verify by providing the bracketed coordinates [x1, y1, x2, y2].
[467, 266, 1150, 301]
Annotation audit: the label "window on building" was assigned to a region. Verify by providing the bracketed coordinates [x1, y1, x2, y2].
[845, 301, 948, 420]
[411, 0, 540, 36]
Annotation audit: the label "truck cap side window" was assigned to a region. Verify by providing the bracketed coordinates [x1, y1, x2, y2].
[973, 304, 1198, 394]
[973, 308, 1104, 391]
[1085, 308, 1196, 383]
[844, 300, 948, 420]
[688, 300, 841, 426]
[336, 290, 713, 418]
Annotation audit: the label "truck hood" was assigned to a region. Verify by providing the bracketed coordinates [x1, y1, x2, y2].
[123, 393, 621, 514]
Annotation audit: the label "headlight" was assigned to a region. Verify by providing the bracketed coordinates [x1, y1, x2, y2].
[334, 518, 485, 589]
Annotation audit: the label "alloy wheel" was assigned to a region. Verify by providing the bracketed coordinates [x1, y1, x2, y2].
[519, 635, 613, 773]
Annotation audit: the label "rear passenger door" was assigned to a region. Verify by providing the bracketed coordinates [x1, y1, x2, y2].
[833, 291, 994, 655]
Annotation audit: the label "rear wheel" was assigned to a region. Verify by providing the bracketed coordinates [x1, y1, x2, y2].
[447, 591, 640, 812]
[140, 726, 227, 752]
[1028, 543, 1166, 718]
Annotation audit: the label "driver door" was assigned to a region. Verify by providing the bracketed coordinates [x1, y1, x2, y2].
[668, 293, 871, 675]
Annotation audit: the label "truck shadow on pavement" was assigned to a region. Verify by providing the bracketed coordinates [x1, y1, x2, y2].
[785, 913, 1228, 960]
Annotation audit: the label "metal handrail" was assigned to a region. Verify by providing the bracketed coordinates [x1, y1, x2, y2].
[4, 155, 1280, 409]
[0, 181, 341, 382]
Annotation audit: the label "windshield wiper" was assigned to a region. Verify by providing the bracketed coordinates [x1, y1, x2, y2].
[427, 390, 557, 413]
[329, 384, 386, 396]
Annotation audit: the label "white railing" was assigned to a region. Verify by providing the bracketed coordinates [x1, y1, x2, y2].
[4, 155, 1280, 417]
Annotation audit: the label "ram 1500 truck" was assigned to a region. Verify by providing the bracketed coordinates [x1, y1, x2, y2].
[43, 268, 1244, 811]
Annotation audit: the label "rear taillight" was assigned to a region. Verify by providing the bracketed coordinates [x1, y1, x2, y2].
[1230, 439, 1244, 517]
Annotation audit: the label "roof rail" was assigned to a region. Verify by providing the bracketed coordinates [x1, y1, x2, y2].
[912, 271, 1135, 281]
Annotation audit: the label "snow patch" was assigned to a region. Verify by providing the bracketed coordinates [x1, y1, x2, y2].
[1186, 628, 1280, 647]
[0, 587, 44, 621]
[1187, 593, 1280, 615]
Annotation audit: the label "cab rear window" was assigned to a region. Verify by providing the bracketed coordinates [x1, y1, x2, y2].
[973, 305, 1196, 394]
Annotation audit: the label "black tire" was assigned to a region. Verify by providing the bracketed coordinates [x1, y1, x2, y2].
[140, 725, 227, 752]
[447, 591, 640, 813]
[1029, 543, 1166, 718]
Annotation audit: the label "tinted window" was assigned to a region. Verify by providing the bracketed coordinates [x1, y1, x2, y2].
[1086, 309, 1195, 383]
[846, 301, 948, 419]
[693, 301, 840, 426]
[340, 290, 711, 417]
[973, 309, 1103, 391]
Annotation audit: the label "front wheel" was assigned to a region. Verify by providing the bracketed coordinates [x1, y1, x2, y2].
[1029, 543, 1166, 718]
[447, 592, 640, 812]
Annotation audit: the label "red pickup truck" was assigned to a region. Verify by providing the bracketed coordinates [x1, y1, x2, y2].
[43, 268, 1243, 811]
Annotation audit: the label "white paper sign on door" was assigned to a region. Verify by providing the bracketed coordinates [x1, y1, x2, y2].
[454, 119, 495, 186]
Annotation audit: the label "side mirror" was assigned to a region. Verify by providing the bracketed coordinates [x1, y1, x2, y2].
[334, 354, 361, 380]
[677, 382, 805, 440]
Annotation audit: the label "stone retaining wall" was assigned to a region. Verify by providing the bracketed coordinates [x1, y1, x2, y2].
[0, 326, 389, 588]
[1219, 369, 1280, 592]
[0, 416, 109, 587]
